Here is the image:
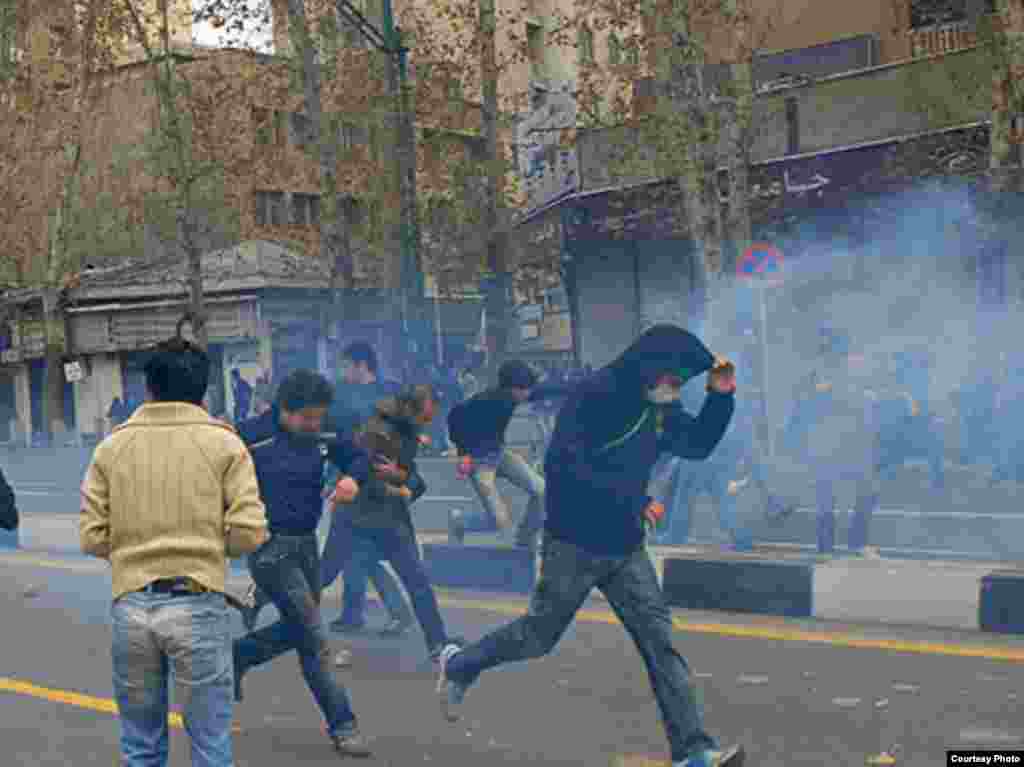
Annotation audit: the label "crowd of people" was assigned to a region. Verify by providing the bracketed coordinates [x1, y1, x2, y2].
[76, 324, 744, 767]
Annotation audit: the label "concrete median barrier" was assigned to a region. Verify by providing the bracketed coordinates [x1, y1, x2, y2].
[979, 569, 1024, 635]
[422, 543, 536, 594]
[661, 556, 814, 618]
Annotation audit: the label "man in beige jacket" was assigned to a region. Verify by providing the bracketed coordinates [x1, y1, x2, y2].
[80, 337, 267, 767]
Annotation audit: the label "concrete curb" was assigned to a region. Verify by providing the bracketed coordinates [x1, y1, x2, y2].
[5, 514, 1024, 634]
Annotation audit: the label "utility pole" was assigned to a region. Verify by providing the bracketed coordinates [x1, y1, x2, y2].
[334, 0, 425, 359]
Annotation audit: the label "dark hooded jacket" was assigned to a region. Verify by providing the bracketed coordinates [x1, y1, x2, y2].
[544, 325, 735, 556]
[447, 381, 572, 458]
[346, 397, 428, 530]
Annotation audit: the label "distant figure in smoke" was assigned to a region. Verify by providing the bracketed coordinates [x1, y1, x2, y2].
[656, 396, 758, 551]
[782, 327, 882, 556]
[875, 349, 945, 491]
[993, 354, 1024, 483]
[445, 360, 566, 550]
[436, 325, 743, 767]
[231, 368, 253, 424]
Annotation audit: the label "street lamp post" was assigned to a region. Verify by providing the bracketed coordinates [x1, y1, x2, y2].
[334, 0, 424, 357]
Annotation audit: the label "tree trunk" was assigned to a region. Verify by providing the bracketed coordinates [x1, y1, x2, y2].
[480, 0, 509, 380]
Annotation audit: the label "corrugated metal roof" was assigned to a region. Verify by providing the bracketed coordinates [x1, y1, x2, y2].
[71, 240, 329, 302]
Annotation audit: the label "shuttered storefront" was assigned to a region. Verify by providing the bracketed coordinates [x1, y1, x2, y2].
[70, 299, 259, 353]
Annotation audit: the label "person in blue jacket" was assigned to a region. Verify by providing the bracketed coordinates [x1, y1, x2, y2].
[436, 325, 745, 767]
[231, 369, 373, 757]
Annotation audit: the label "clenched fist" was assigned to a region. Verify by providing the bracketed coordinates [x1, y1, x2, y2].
[708, 356, 736, 394]
[456, 455, 474, 480]
[328, 476, 360, 507]
[643, 500, 666, 528]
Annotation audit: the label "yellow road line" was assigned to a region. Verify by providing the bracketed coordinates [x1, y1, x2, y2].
[0, 677, 184, 728]
[5, 551, 1024, 664]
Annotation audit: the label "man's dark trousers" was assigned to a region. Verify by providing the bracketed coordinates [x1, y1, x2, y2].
[444, 534, 717, 763]
[233, 534, 358, 736]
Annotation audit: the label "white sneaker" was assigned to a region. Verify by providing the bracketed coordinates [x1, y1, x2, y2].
[436, 644, 468, 722]
[334, 648, 353, 668]
[674, 744, 746, 767]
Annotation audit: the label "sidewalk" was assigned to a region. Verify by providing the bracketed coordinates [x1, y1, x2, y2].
[6, 512, 1020, 635]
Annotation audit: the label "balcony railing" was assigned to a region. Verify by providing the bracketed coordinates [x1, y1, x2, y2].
[909, 20, 976, 58]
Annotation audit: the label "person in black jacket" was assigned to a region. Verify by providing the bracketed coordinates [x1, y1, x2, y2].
[0, 465, 17, 532]
[344, 384, 463, 663]
[446, 360, 568, 549]
[436, 325, 744, 767]
[231, 370, 373, 757]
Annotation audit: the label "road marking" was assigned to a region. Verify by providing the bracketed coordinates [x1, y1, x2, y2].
[429, 592, 1024, 663]
[0, 676, 184, 729]
[611, 756, 664, 766]
[4, 550, 1024, 664]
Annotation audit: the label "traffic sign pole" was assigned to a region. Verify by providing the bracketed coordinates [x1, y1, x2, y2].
[737, 243, 784, 460]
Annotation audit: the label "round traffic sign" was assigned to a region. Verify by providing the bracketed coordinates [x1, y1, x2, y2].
[738, 243, 784, 280]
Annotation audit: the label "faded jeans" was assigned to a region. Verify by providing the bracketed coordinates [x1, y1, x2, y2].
[234, 534, 357, 735]
[345, 523, 449, 653]
[464, 448, 545, 541]
[445, 535, 716, 764]
[320, 508, 411, 626]
[111, 590, 234, 767]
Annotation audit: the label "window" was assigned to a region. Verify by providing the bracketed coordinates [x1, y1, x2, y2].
[608, 32, 622, 66]
[253, 191, 285, 227]
[908, 0, 994, 29]
[625, 36, 640, 67]
[785, 97, 799, 156]
[577, 25, 594, 67]
[289, 112, 310, 148]
[291, 193, 320, 226]
[526, 21, 547, 80]
[0, 0, 16, 72]
[255, 110, 286, 147]
[343, 196, 364, 229]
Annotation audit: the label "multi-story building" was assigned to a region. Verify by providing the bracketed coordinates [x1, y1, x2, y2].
[0, 5, 489, 440]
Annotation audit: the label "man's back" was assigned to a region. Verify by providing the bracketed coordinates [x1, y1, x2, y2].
[80, 402, 268, 600]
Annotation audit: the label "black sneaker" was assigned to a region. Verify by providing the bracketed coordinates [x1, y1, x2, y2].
[448, 510, 466, 545]
[377, 616, 413, 637]
[330, 726, 372, 758]
[329, 618, 366, 635]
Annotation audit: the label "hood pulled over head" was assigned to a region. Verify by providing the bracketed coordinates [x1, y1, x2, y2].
[608, 324, 715, 398]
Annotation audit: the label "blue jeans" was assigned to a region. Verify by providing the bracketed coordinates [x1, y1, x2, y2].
[234, 534, 357, 735]
[446, 535, 716, 763]
[320, 508, 411, 626]
[345, 523, 449, 653]
[111, 591, 234, 767]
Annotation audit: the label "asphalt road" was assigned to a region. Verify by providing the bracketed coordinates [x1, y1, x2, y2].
[2, 549, 1024, 766]
[5, 437, 1024, 561]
